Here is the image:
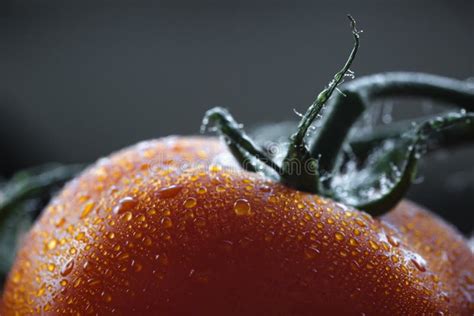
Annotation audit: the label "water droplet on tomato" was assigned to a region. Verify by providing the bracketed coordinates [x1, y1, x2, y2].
[121, 211, 133, 221]
[335, 232, 345, 241]
[75, 232, 87, 242]
[36, 283, 46, 297]
[354, 218, 366, 227]
[233, 199, 251, 216]
[47, 263, 56, 272]
[161, 217, 173, 228]
[209, 165, 222, 172]
[184, 197, 197, 209]
[136, 214, 146, 222]
[369, 240, 379, 251]
[113, 197, 137, 215]
[101, 292, 112, 302]
[386, 233, 400, 247]
[55, 217, 66, 228]
[196, 187, 207, 194]
[216, 185, 226, 192]
[410, 257, 426, 272]
[194, 217, 206, 227]
[304, 245, 320, 259]
[156, 185, 183, 199]
[61, 260, 74, 276]
[80, 202, 95, 219]
[46, 239, 58, 250]
[73, 277, 82, 288]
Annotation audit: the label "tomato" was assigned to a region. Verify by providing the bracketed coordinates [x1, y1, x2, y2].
[1, 137, 473, 315]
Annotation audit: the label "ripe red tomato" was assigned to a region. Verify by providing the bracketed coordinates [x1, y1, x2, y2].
[2, 137, 473, 315]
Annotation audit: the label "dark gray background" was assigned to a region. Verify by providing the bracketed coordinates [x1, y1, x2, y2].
[1, 0, 473, 232]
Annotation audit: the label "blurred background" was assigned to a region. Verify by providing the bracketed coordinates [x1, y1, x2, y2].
[0, 0, 473, 232]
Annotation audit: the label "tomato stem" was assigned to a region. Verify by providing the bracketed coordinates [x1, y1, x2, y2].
[279, 15, 360, 193]
[348, 112, 474, 160]
[202, 107, 283, 176]
[311, 72, 474, 175]
[330, 111, 474, 215]
[202, 16, 474, 216]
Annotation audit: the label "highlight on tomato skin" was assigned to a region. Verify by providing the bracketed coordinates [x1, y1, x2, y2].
[1, 137, 473, 315]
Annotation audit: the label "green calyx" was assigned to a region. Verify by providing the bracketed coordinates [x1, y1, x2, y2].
[202, 16, 474, 216]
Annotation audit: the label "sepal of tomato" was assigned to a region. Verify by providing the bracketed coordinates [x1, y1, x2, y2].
[2, 137, 473, 315]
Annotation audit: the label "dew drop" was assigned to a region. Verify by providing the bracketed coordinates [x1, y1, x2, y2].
[327, 218, 335, 224]
[117, 252, 130, 261]
[259, 185, 271, 192]
[47, 263, 56, 272]
[55, 217, 66, 228]
[161, 217, 173, 228]
[216, 185, 226, 192]
[209, 165, 222, 172]
[88, 278, 101, 287]
[107, 232, 116, 240]
[113, 197, 138, 215]
[60, 280, 68, 287]
[46, 239, 58, 251]
[410, 258, 426, 272]
[349, 238, 358, 247]
[369, 240, 380, 251]
[37, 283, 46, 297]
[233, 199, 251, 216]
[465, 273, 474, 285]
[354, 218, 366, 227]
[184, 197, 197, 209]
[61, 260, 75, 276]
[11, 271, 21, 284]
[304, 246, 320, 259]
[69, 247, 77, 255]
[386, 234, 400, 247]
[121, 211, 133, 221]
[264, 207, 275, 213]
[156, 185, 183, 199]
[101, 292, 112, 303]
[391, 255, 399, 263]
[75, 232, 87, 242]
[80, 202, 95, 219]
[335, 232, 345, 241]
[194, 217, 206, 227]
[83, 260, 93, 272]
[132, 261, 143, 272]
[196, 187, 207, 194]
[73, 277, 83, 288]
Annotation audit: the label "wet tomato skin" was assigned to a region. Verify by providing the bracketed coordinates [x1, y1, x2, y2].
[2, 137, 473, 315]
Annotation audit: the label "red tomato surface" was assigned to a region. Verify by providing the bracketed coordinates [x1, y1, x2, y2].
[2, 137, 473, 315]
